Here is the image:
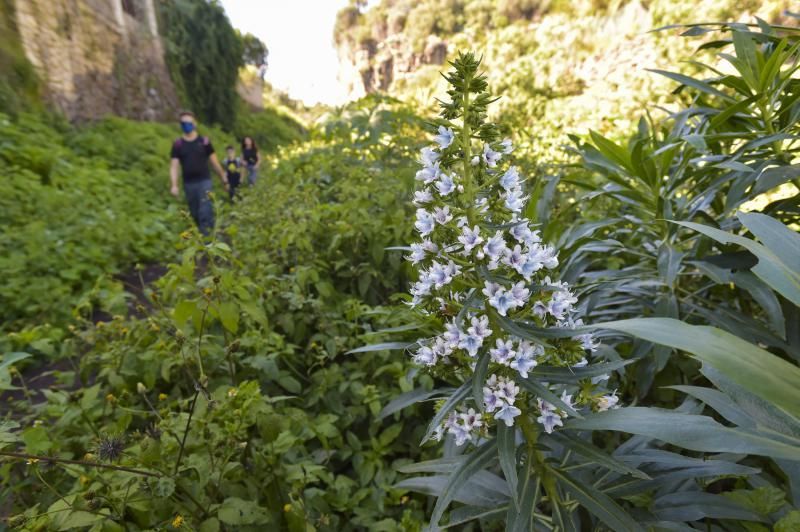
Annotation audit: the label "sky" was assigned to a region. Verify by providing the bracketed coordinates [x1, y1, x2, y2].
[220, 0, 355, 106]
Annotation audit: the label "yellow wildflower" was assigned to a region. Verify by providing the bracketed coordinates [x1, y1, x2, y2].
[158, 393, 168, 401]
[172, 515, 184, 528]
[106, 393, 116, 404]
[283, 503, 292, 513]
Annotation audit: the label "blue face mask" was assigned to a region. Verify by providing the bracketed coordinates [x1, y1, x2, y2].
[180, 121, 195, 134]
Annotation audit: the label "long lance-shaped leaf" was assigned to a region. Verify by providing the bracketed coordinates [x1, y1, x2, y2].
[738, 211, 800, 281]
[422, 379, 472, 444]
[507, 459, 540, 532]
[427, 439, 498, 530]
[520, 377, 581, 418]
[496, 423, 519, 508]
[647, 69, 736, 101]
[546, 431, 650, 480]
[346, 341, 416, 354]
[567, 407, 800, 461]
[550, 468, 645, 532]
[593, 318, 800, 420]
[675, 220, 800, 306]
[472, 351, 490, 409]
[530, 360, 633, 383]
[378, 387, 455, 421]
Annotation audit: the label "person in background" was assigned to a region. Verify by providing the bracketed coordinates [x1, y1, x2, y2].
[222, 145, 242, 202]
[241, 136, 262, 186]
[169, 111, 228, 235]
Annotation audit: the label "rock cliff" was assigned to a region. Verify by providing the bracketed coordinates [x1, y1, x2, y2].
[11, 0, 177, 122]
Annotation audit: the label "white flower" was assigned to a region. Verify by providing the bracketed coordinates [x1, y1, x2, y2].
[415, 161, 441, 184]
[458, 225, 483, 254]
[572, 358, 588, 368]
[537, 409, 564, 433]
[597, 391, 620, 412]
[421, 239, 438, 253]
[406, 242, 427, 264]
[497, 378, 519, 403]
[471, 155, 480, 166]
[434, 126, 455, 149]
[488, 287, 517, 316]
[415, 209, 435, 236]
[413, 345, 436, 366]
[560, 390, 575, 411]
[591, 373, 610, 385]
[500, 138, 513, 154]
[443, 321, 462, 348]
[503, 245, 527, 272]
[413, 189, 434, 205]
[517, 340, 544, 359]
[483, 231, 507, 261]
[577, 333, 600, 352]
[509, 282, 530, 306]
[494, 403, 521, 426]
[420, 147, 439, 167]
[482, 281, 502, 299]
[460, 408, 483, 431]
[432, 206, 453, 225]
[499, 166, 520, 190]
[510, 351, 537, 378]
[459, 333, 483, 357]
[436, 173, 456, 196]
[468, 315, 493, 339]
[489, 338, 516, 365]
[503, 187, 526, 213]
[483, 143, 501, 167]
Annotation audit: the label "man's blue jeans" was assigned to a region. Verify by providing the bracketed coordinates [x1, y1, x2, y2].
[184, 179, 214, 235]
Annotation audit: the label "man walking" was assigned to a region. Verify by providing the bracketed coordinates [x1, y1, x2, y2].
[169, 111, 228, 235]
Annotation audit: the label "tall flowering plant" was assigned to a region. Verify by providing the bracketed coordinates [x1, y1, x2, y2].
[392, 53, 638, 530]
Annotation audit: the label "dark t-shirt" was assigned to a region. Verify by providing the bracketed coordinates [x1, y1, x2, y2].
[243, 147, 258, 166]
[223, 157, 241, 184]
[171, 136, 214, 183]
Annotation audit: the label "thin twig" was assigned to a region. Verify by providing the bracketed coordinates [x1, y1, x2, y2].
[173, 388, 200, 476]
[0, 451, 161, 478]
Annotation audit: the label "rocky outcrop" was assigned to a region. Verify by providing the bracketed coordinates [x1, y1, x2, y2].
[13, 0, 177, 122]
[337, 27, 448, 99]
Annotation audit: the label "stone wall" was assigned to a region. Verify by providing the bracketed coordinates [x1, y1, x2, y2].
[13, 0, 177, 122]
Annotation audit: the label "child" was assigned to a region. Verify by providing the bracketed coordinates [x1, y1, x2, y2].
[222, 145, 242, 201]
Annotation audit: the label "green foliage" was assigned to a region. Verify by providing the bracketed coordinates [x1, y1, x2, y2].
[238, 31, 268, 66]
[158, 0, 244, 130]
[0, 0, 41, 115]
[233, 103, 307, 154]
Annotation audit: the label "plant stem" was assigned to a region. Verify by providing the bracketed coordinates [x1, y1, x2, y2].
[517, 412, 561, 506]
[462, 69, 475, 227]
[173, 388, 200, 476]
[0, 451, 161, 477]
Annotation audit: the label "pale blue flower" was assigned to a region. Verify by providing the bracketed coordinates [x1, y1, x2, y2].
[572, 358, 588, 368]
[414, 209, 435, 236]
[468, 315, 492, 339]
[489, 338, 515, 365]
[499, 166, 520, 190]
[500, 137, 513, 154]
[597, 391, 619, 411]
[503, 187, 526, 212]
[460, 408, 483, 431]
[434, 125, 455, 149]
[412, 189, 434, 205]
[459, 333, 483, 357]
[458, 225, 483, 254]
[510, 282, 530, 306]
[436, 173, 456, 196]
[497, 378, 519, 403]
[443, 321, 462, 348]
[488, 288, 516, 316]
[420, 147, 439, 167]
[413, 345, 436, 366]
[537, 409, 563, 434]
[503, 245, 527, 272]
[483, 143, 501, 167]
[415, 161, 440, 184]
[483, 231, 507, 261]
[432, 205, 453, 225]
[482, 281, 502, 299]
[510, 352, 537, 378]
[406, 242, 426, 264]
[495, 403, 521, 426]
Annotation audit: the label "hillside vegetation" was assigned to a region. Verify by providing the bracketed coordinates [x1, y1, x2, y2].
[1, 2, 800, 531]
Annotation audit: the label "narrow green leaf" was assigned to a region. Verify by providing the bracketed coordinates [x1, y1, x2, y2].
[550, 468, 645, 532]
[378, 388, 454, 421]
[547, 431, 650, 479]
[346, 341, 416, 354]
[594, 318, 800, 420]
[496, 423, 519, 508]
[429, 440, 498, 528]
